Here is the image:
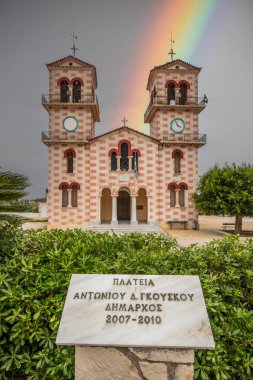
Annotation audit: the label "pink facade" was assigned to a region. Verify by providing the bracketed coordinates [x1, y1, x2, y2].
[42, 56, 206, 229]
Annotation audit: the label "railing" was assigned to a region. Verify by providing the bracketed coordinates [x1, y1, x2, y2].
[42, 94, 99, 105]
[162, 132, 207, 144]
[144, 96, 206, 120]
[42, 131, 92, 141]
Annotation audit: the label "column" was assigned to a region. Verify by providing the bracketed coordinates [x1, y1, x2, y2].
[67, 189, 72, 208]
[96, 196, 101, 224]
[175, 189, 180, 207]
[131, 196, 138, 225]
[117, 157, 120, 171]
[147, 196, 150, 224]
[111, 196, 118, 225]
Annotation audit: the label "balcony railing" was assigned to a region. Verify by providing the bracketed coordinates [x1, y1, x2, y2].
[144, 96, 206, 121]
[42, 131, 92, 142]
[162, 132, 207, 144]
[42, 94, 100, 121]
[42, 94, 99, 105]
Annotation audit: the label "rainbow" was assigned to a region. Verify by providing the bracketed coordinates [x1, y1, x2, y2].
[114, 0, 220, 133]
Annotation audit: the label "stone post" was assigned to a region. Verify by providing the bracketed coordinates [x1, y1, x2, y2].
[57, 275, 214, 380]
[75, 346, 194, 380]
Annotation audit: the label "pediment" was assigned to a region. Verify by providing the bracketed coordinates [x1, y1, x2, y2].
[156, 59, 201, 72]
[90, 126, 159, 144]
[46, 55, 94, 69]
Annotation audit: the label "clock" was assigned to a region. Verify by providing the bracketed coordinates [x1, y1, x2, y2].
[170, 118, 185, 134]
[63, 116, 78, 132]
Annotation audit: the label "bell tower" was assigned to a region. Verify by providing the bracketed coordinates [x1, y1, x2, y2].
[42, 55, 100, 229]
[144, 59, 207, 226]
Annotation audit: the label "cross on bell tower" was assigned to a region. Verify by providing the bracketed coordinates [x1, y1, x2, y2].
[122, 117, 128, 127]
[70, 25, 79, 57]
[168, 31, 176, 62]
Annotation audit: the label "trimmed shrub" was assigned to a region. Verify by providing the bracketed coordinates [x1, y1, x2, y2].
[0, 226, 252, 379]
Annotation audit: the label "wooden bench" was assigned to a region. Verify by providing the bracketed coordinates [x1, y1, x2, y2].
[222, 223, 235, 231]
[167, 220, 188, 230]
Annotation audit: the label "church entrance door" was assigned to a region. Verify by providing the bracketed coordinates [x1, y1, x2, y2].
[100, 188, 112, 223]
[117, 190, 130, 221]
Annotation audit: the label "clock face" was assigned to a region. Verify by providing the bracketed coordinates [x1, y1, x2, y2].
[63, 116, 78, 132]
[170, 118, 185, 134]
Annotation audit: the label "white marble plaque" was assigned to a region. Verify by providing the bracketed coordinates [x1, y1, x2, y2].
[56, 274, 215, 349]
[119, 174, 129, 181]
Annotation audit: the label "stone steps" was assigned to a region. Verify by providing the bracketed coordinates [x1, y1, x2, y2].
[82, 223, 163, 235]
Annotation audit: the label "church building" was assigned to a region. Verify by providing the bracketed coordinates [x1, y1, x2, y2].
[41, 55, 206, 229]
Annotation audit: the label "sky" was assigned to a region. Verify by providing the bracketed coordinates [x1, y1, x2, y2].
[0, 0, 253, 198]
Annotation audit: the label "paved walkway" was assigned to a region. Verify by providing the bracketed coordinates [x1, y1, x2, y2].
[162, 227, 224, 247]
[2, 213, 253, 247]
[161, 216, 253, 247]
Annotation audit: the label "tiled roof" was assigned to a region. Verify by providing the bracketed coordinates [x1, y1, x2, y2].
[153, 59, 201, 71]
[89, 126, 159, 143]
[46, 55, 95, 68]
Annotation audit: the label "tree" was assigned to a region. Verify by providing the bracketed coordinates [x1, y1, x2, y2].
[193, 164, 253, 234]
[0, 169, 30, 213]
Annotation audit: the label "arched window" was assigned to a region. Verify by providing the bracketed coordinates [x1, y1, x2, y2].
[120, 143, 129, 171]
[132, 152, 138, 171]
[179, 83, 187, 105]
[168, 83, 175, 104]
[174, 151, 181, 174]
[179, 185, 185, 207]
[71, 185, 78, 207]
[169, 185, 176, 207]
[67, 151, 74, 173]
[60, 80, 69, 103]
[111, 152, 117, 171]
[61, 185, 68, 207]
[72, 80, 81, 103]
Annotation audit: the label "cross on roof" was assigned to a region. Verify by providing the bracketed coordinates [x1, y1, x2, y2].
[122, 117, 128, 127]
[169, 48, 176, 62]
[70, 34, 79, 57]
[70, 24, 79, 57]
[169, 31, 176, 62]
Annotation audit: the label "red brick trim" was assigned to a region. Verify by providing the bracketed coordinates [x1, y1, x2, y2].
[179, 182, 188, 190]
[165, 80, 177, 88]
[71, 77, 84, 86]
[132, 149, 141, 157]
[118, 139, 132, 152]
[59, 182, 69, 189]
[167, 182, 177, 189]
[178, 80, 190, 89]
[108, 142, 142, 157]
[172, 149, 183, 158]
[57, 77, 71, 85]
[63, 148, 76, 158]
[108, 149, 118, 157]
[69, 182, 81, 190]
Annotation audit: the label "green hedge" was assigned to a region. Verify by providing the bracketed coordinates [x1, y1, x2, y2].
[0, 225, 252, 379]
